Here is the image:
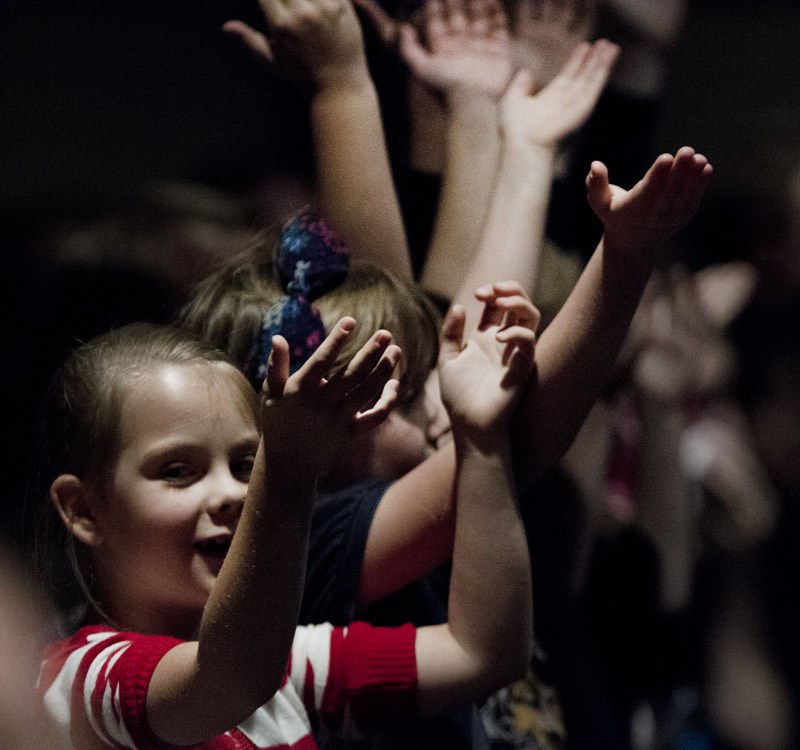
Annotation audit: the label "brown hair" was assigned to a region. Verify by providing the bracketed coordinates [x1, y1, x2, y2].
[178, 235, 442, 404]
[32, 322, 255, 620]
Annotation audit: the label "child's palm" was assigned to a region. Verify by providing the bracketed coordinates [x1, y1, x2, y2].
[511, 0, 596, 84]
[440, 333, 516, 431]
[587, 147, 713, 253]
[438, 305, 535, 439]
[224, 0, 365, 91]
[262, 319, 400, 472]
[399, 0, 512, 98]
[500, 39, 617, 148]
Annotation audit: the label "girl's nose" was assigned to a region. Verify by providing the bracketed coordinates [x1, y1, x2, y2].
[206, 471, 246, 518]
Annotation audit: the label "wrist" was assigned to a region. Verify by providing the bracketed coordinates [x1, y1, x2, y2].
[451, 421, 512, 459]
[493, 141, 556, 204]
[310, 62, 373, 97]
[446, 88, 500, 120]
[264, 457, 321, 499]
[603, 230, 664, 263]
[249, 447, 319, 513]
[499, 133, 558, 163]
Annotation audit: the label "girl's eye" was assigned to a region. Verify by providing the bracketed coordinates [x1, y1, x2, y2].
[232, 456, 255, 483]
[161, 463, 196, 484]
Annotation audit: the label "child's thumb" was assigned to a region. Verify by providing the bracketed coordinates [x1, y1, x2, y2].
[223, 20, 273, 64]
[585, 160, 611, 215]
[506, 68, 534, 98]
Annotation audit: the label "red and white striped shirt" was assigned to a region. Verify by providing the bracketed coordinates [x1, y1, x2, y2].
[39, 622, 417, 749]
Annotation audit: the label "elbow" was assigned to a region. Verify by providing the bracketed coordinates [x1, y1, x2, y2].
[476, 632, 533, 698]
[497, 635, 534, 686]
[194, 661, 284, 734]
[240, 671, 283, 713]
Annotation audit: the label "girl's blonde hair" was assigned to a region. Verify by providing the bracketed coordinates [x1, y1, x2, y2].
[178, 232, 442, 405]
[32, 323, 255, 622]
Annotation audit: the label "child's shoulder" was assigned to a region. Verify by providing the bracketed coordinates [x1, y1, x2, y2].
[41, 624, 183, 695]
[47, 623, 182, 652]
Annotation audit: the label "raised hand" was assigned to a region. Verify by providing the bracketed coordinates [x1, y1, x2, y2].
[500, 38, 618, 148]
[586, 146, 714, 254]
[223, 0, 368, 92]
[438, 285, 538, 439]
[510, 0, 597, 85]
[262, 318, 402, 472]
[398, 0, 514, 100]
[472, 280, 543, 335]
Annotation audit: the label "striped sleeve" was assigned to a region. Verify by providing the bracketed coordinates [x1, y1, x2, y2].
[288, 621, 417, 738]
[40, 626, 184, 750]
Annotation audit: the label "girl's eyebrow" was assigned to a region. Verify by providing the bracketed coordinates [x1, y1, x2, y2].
[138, 433, 260, 462]
[232, 436, 261, 454]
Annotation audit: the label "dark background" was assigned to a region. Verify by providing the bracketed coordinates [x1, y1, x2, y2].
[2, 1, 800, 218]
[3, 0, 800, 542]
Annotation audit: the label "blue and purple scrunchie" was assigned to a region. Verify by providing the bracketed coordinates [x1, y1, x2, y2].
[244, 210, 351, 388]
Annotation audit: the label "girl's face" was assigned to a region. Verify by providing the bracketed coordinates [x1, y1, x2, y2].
[91, 362, 259, 635]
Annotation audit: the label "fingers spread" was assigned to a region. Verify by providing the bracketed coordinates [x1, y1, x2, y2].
[265, 335, 290, 399]
[558, 40, 592, 81]
[339, 339, 402, 410]
[497, 325, 536, 365]
[353, 379, 400, 432]
[295, 316, 356, 387]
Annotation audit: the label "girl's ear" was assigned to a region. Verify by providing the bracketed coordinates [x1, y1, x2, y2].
[50, 475, 103, 547]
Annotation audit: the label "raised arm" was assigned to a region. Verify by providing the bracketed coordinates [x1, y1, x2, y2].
[357, 291, 540, 608]
[453, 37, 619, 329]
[414, 303, 535, 711]
[510, 146, 713, 486]
[357, 149, 711, 611]
[400, 0, 513, 303]
[223, 0, 412, 279]
[146, 322, 401, 745]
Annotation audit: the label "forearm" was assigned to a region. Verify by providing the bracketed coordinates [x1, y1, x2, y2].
[357, 443, 457, 608]
[416, 435, 532, 712]
[449, 436, 531, 671]
[420, 91, 501, 302]
[454, 138, 556, 329]
[150, 443, 317, 743]
[201, 448, 316, 695]
[310, 75, 412, 280]
[408, 78, 448, 175]
[512, 235, 656, 485]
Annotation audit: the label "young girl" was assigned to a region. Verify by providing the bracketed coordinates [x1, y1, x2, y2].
[35, 308, 535, 748]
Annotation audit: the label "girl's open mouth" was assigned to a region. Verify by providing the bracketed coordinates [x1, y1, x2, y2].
[194, 536, 232, 561]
